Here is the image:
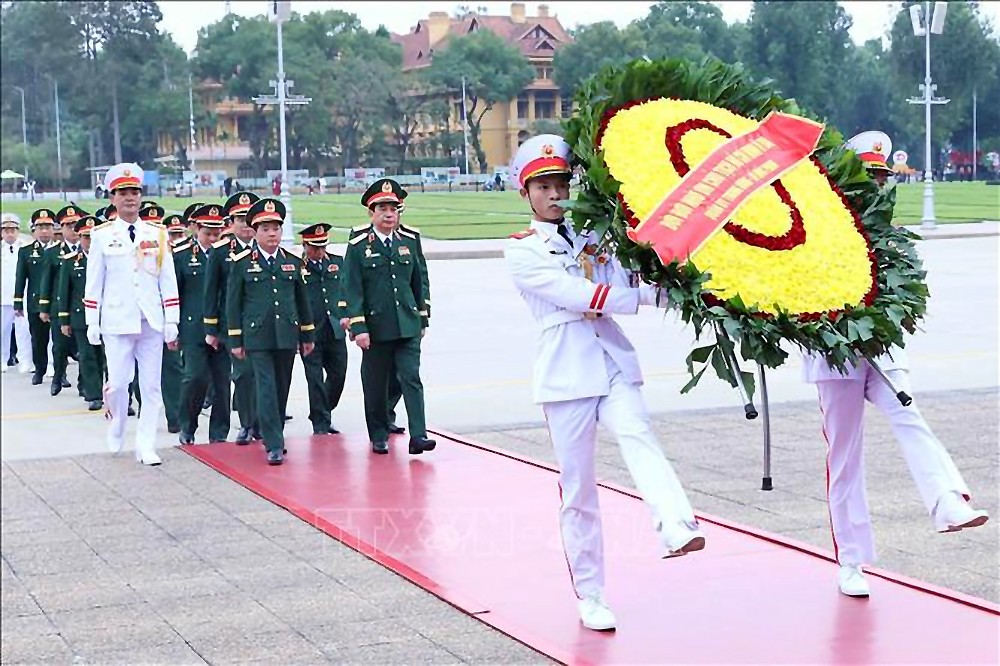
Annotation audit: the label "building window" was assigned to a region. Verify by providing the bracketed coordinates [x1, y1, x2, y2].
[517, 95, 529, 119]
[237, 162, 254, 179]
[560, 96, 573, 118]
[535, 91, 555, 119]
[536, 66, 552, 80]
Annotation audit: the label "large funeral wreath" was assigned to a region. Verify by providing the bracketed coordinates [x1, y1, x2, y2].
[562, 57, 929, 397]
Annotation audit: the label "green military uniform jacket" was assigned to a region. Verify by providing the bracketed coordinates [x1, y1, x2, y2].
[301, 252, 347, 340]
[172, 239, 213, 348]
[344, 225, 428, 341]
[56, 249, 88, 328]
[204, 236, 250, 339]
[38, 241, 73, 317]
[226, 244, 316, 351]
[13, 240, 51, 314]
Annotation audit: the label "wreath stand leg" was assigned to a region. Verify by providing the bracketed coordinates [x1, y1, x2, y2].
[717, 328, 758, 420]
[866, 357, 912, 406]
[759, 364, 773, 491]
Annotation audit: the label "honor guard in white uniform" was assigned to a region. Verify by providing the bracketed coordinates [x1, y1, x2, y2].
[803, 131, 988, 598]
[84, 163, 180, 465]
[1, 214, 32, 373]
[504, 135, 704, 632]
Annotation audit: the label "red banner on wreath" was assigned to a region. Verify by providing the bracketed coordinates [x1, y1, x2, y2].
[626, 111, 825, 265]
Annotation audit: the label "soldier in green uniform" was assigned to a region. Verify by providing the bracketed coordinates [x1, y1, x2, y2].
[13, 208, 56, 385]
[344, 179, 434, 455]
[40, 205, 85, 395]
[206, 191, 260, 443]
[56, 216, 105, 411]
[138, 203, 182, 432]
[227, 198, 315, 465]
[175, 203, 231, 443]
[166, 214, 187, 247]
[298, 223, 348, 435]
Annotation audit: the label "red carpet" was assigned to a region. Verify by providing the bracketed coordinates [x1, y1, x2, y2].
[182, 431, 999, 665]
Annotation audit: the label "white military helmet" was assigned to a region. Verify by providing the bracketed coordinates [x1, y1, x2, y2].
[104, 162, 144, 192]
[508, 134, 572, 190]
[845, 131, 892, 172]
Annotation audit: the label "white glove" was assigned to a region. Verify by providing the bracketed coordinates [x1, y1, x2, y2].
[163, 323, 179, 344]
[87, 325, 102, 346]
[638, 284, 663, 306]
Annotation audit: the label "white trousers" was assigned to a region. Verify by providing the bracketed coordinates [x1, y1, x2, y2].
[817, 366, 970, 566]
[542, 353, 696, 599]
[104, 318, 165, 457]
[1, 306, 31, 370]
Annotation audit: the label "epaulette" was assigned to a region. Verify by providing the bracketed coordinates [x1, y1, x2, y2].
[231, 248, 251, 261]
[400, 223, 421, 235]
[397, 229, 416, 240]
[62, 251, 78, 261]
[509, 229, 537, 240]
[91, 221, 113, 232]
[172, 242, 191, 254]
[169, 237, 187, 248]
[351, 224, 370, 233]
[348, 233, 367, 246]
[212, 237, 230, 249]
[145, 221, 166, 229]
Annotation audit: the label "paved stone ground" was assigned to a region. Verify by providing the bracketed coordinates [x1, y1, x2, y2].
[2, 389, 996, 664]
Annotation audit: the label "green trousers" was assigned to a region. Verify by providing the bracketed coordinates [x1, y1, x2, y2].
[229, 348, 256, 431]
[360, 336, 426, 443]
[50, 319, 75, 384]
[72, 327, 104, 402]
[302, 324, 348, 434]
[180, 342, 232, 441]
[161, 345, 183, 430]
[27, 313, 49, 376]
[249, 350, 295, 454]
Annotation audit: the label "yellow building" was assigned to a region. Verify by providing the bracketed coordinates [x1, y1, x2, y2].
[392, 2, 573, 172]
[155, 80, 260, 178]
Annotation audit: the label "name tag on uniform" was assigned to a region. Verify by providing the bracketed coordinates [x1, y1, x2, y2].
[247, 263, 263, 273]
[281, 264, 295, 272]
[398, 247, 410, 256]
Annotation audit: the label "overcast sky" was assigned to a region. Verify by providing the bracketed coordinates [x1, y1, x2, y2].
[158, 1, 997, 55]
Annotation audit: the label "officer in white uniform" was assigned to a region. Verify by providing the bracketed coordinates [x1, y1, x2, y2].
[84, 163, 180, 465]
[504, 135, 704, 632]
[803, 131, 988, 598]
[1, 214, 32, 373]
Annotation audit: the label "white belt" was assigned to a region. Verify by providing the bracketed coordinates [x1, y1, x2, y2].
[538, 310, 602, 331]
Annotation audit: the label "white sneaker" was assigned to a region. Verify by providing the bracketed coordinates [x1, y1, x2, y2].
[137, 451, 162, 466]
[107, 433, 124, 454]
[578, 594, 616, 631]
[933, 492, 989, 533]
[661, 520, 707, 559]
[838, 564, 870, 598]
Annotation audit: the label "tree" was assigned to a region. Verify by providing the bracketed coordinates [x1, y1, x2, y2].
[385, 71, 440, 171]
[428, 30, 534, 172]
[553, 22, 646, 98]
[636, 1, 740, 63]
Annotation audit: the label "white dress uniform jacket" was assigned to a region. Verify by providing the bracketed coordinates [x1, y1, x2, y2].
[2, 237, 25, 306]
[505, 219, 658, 403]
[84, 219, 180, 333]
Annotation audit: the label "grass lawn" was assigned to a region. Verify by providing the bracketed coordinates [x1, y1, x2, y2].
[2, 181, 996, 241]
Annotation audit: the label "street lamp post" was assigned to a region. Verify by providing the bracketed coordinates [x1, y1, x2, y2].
[12, 85, 27, 183]
[53, 79, 64, 200]
[255, 1, 311, 249]
[188, 73, 197, 173]
[907, 1, 949, 231]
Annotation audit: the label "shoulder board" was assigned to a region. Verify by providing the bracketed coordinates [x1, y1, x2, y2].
[351, 224, 370, 233]
[400, 223, 421, 235]
[92, 221, 113, 232]
[145, 221, 165, 229]
[62, 251, 79, 261]
[348, 233, 367, 246]
[212, 237, 230, 249]
[397, 229, 415, 240]
[509, 229, 537, 240]
[172, 242, 191, 254]
[231, 248, 251, 261]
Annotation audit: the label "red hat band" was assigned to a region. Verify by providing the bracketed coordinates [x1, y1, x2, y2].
[520, 156, 571, 187]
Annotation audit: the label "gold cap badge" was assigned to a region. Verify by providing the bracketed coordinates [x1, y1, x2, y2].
[264, 201, 276, 213]
[381, 181, 393, 193]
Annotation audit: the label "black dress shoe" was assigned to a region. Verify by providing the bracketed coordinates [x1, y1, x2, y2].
[251, 429, 263, 440]
[50, 381, 62, 396]
[283, 414, 292, 422]
[87, 399, 103, 411]
[31, 373, 43, 385]
[61, 377, 71, 388]
[327, 425, 340, 434]
[127, 406, 136, 416]
[178, 432, 194, 445]
[167, 424, 180, 434]
[78, 388, 85, 398]
[388, 423, 405, 435]
[209, 438, 226, 443]
[235, 427, 251, 444]
[372, 441, 389, 455]
[267, 450, 283, 465]
[410, 436, 437, 453]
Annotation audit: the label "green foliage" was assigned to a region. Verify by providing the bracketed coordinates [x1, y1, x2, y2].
[563, 57, 929, 398]
[428, 30, 535, 172]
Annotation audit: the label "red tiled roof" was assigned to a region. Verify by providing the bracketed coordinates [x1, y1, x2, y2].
[391, 12, 572, 70]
